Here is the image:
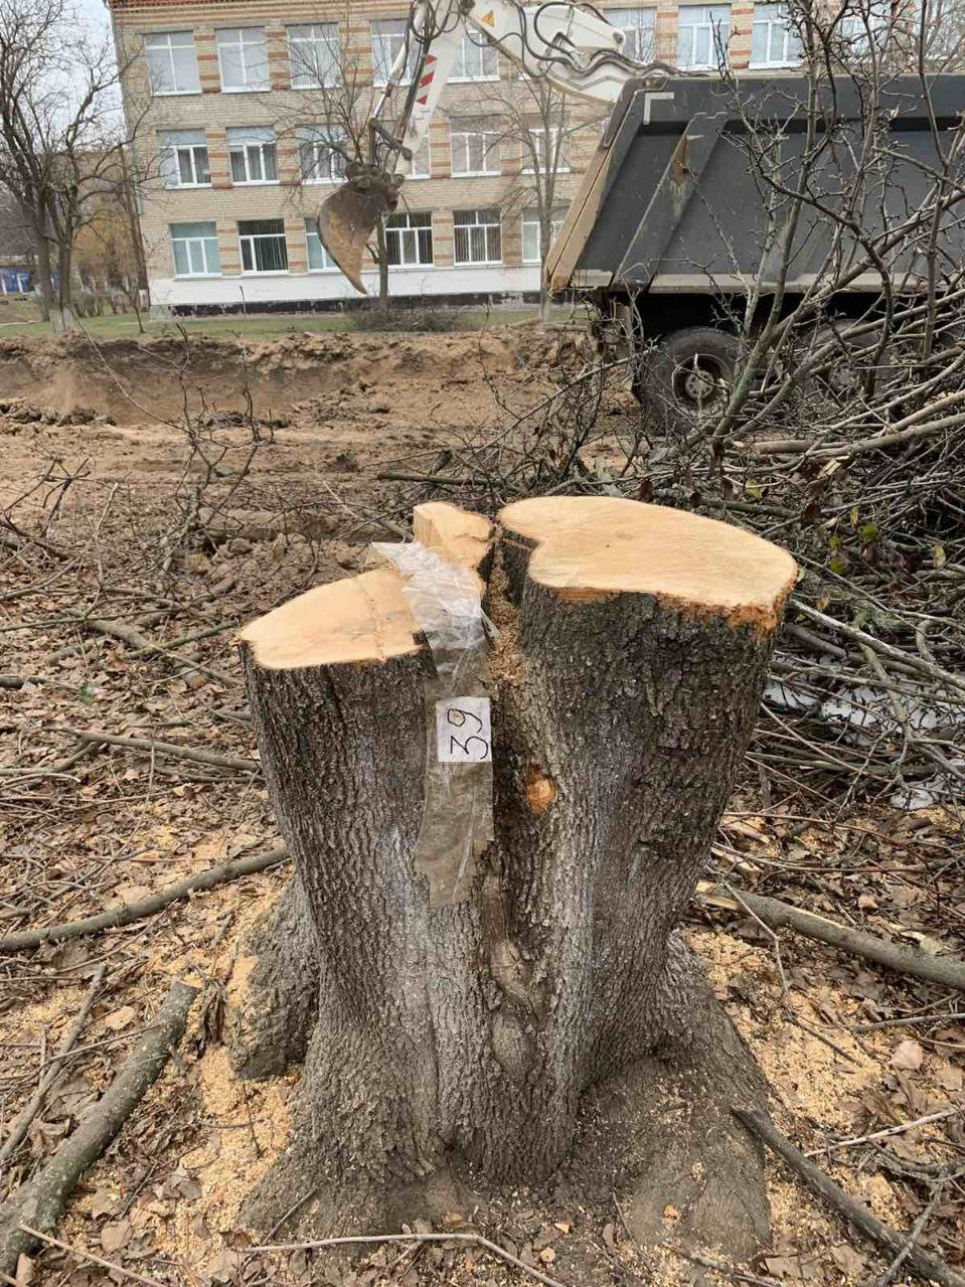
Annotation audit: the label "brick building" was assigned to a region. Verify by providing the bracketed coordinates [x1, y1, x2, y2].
[108, 0, 812, 311]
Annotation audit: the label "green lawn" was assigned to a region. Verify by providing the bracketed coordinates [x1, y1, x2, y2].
[0, 302, 574, 342]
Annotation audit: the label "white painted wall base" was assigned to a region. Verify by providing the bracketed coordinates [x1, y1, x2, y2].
[149, 264, 544, 309]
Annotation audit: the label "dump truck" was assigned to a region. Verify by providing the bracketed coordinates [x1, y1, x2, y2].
[544, 74, 965, 425]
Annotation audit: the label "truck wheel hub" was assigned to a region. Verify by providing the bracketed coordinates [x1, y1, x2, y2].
[676, 357, 728, 408]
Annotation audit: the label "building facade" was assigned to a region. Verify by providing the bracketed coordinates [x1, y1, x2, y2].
[107, 0, 828, 311]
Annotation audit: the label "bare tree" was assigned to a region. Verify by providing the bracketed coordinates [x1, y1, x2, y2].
[464, 71, 598, 319]
[0, 0, 137, 328]
[276, 7, 414, 305]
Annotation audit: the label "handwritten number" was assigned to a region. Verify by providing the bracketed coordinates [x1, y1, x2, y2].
[449, 734, 489, 760]
[446, 706, 483, 732]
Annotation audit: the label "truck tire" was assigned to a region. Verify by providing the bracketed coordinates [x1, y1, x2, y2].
[640, 327, 740, 435]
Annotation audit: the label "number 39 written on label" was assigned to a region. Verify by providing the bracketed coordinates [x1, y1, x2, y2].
[436, 697, 492, 763]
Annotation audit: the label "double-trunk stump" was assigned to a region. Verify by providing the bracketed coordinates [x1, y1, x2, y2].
[234, 497, 796, 1259]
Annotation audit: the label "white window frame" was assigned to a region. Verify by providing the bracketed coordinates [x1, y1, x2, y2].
[170, 222, 221, 277]
[450, 30, 499, 80]
[160, 130, 210, 188]
[216, 27, 270, 93]
[238, 220, 289, 274]
[837, 0, 892, 57]
[521, 208, 567, 264]
[522, 125, 569, 175]
[605, 8, 657, 63]
[371, 19, 418, 86]
[385, 212, 434, 267]
[453, 208, 502, 265]
[305, 218, 337, 272]
[677, 4, 731, 69]
[450, 118, 502, 177]
[297, 129, 347, 184]
[750, 3, 801, 67]
[145, 31, 200, 96]
[288, 23, 340, 89]
[227, 129, 278, 185]
[407, 135, 431, 178]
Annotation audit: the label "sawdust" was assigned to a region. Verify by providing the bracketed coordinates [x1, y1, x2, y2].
[0, 982, 89, 1037]
[174, 1046, 295, 1249]
[486, 555, 525, 689]
[690, 927, 880, 1127]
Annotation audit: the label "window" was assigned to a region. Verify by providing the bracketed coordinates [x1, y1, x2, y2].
[160, 130, 210, 187]
[837, 0, 891, 57]
[386, 212, 433, 266]
[170, 221, 220, 276]
[227, 128, 277, 184]
[288, 23, 339, 88]
[408, 135, 431, 178]
[453, 208, 501, 264]
[522, 207, 568, 263]
[297, 127, 347, 183]
[677, 5, 730, 68]
[371, 19, 419, 85]
[239, 219, 288, 273]
[451, 30, 498, 79]
[145, 32, 199, 95]
[523, 125, 569, 174]
[751, 3, 801, 65]
[305, 218, 336, 271]
[605, 8, 656, 62]
[450, 117, 501, 176]
[217, 27, 269, 91]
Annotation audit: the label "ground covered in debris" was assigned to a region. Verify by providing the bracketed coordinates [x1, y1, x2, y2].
[0, 324, 962, 1287]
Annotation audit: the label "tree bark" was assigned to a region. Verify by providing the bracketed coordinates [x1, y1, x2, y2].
[235, 498, 796, 1254]
[32, 223, 54, 323]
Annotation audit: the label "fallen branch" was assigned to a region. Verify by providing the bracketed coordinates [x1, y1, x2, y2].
[251, 1232, 567, 1287]
[0, 965, 106, 1169]
[0, 742, 101, 781]
[78, 619, 232, 686]
[734, 1109, 965, 1287]
[16, 1224, 162, 1287]
[790, 600, 965, 697]
[64, 728, 258, 774]
[0, 981, 198, 1277]
[0, 845, 288, 954]
[804, 1107, 964, 1158]
[671, 1245, 782, 1287]
[699, 885, 965, 993]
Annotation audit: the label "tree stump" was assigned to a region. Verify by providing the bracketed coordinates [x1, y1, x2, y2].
[234, 497, 796, 1258]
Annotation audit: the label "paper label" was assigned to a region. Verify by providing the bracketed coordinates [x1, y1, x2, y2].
[436, 697, 492, 763]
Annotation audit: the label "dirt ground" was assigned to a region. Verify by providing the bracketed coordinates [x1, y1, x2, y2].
[0, 324, 963, 1287]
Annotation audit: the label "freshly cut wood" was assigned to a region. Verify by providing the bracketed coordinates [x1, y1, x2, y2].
[235, 497, 796, 1260]
[241, 566, 422, 670]
[412, 500, 493, 571]
[500, 496, 795, 629]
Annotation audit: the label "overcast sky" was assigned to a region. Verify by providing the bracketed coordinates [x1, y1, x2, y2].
[79, 0, 113, 44]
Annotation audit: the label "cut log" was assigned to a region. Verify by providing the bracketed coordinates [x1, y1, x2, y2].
[235, 498, 796, 1257]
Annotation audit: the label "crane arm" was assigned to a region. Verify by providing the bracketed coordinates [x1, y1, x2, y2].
[318, 0, 664, 291]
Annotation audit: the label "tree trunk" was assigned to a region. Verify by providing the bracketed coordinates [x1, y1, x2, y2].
[33, 225, 54, 323]
[235, 498, 796, 1255]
